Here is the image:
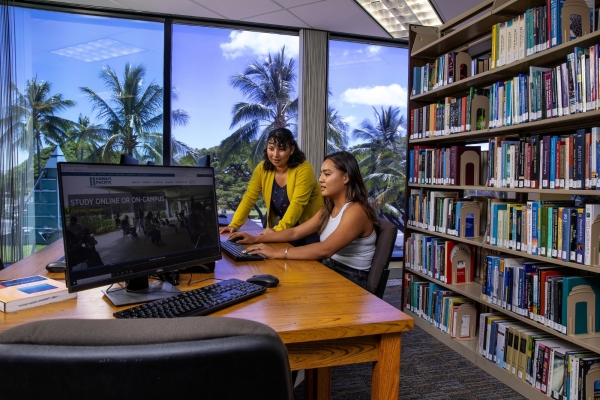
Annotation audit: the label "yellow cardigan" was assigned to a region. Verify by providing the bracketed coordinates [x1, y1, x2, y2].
[230, 160, 323, 231]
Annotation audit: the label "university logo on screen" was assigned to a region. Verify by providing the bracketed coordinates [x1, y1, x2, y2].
[89, 177, 112, 186]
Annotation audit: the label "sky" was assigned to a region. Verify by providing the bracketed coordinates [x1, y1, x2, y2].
[14, 7, 408, 153]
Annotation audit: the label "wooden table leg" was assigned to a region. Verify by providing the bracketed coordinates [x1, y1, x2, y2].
[371, 333, 401, 400]
[304, 367, 332, 400]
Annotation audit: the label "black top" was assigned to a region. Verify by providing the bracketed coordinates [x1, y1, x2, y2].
[270, 178, 290, 219]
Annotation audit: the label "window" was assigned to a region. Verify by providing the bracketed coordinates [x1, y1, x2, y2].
[171, 24, 299, 221]
[10, 7, 163, 255]
[328, 40, 408, 258]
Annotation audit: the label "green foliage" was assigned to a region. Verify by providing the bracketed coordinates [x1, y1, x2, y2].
[351, 106, 407, 221]
[221, 47, 298, 168]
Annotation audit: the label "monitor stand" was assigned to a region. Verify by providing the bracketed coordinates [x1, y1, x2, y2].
[102, 277, 182, 307]
[179, 261, 215, 274]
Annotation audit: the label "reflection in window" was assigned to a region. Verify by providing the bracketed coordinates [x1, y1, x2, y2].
[328, 40, 408, 258]
[9, 7, 164, 255]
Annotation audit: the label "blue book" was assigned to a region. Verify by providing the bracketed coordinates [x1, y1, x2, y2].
[442, 149, 447, 184]
[505, 80, 512, 126]
[492, 257, 502, 304]
[435, 290, 453, 328]
[483, 256, 494, 300]
[488, 320, 501, 361]
[491, 203, 508, 246]
[550, 0, 567, 47]
[427, 283, 444, 323]
[504, 266, 512, 310]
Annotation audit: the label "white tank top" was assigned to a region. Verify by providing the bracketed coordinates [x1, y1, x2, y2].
[319, 202, 376, 270]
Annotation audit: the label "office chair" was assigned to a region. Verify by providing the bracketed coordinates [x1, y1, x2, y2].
[198, 154, 210, 167]
[119, 154, 139, 165]
[0, 317, 293, 400]
[367, 218, 398, 299]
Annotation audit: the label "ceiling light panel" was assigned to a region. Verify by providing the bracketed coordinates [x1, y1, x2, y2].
[355, 0, 441, 38]
[51, 39, 145, 62]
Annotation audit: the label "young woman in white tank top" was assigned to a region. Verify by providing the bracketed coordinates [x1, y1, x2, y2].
[227, 151, 378, 288]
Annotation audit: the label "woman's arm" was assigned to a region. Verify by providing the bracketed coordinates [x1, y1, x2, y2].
[246, 204, 373, 260]
[230, 208, 322, 244]
[228, 163, 264, 230]
[273, 163, 318, 231]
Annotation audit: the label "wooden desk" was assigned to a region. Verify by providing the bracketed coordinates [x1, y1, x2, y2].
[0, 224, 413, 400]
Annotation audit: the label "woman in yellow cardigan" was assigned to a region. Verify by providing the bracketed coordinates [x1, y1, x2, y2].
[219, 128, 323, 238]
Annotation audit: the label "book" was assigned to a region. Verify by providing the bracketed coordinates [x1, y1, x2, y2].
[0, 275, 76, 313]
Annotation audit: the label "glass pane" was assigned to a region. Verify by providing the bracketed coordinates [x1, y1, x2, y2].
[328, 40, 408, 258]
[172, 25, 298, 222]
[10, 7, 163, 256]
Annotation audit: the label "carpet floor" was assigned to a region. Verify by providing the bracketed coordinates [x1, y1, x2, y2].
[293, 281, 526, 400]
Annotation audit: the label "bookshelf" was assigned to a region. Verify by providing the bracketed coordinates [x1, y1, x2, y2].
[405, 0, 600, 398]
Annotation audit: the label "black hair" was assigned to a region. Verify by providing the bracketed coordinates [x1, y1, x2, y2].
[262, 128, 306, 171]
[317, 151, 378, 234]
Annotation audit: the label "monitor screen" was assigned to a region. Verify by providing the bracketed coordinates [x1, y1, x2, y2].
[57, 162, 221, 304]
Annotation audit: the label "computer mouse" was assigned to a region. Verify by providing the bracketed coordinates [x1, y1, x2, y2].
[45, 261, 66, 273]
[246, 274, 279, 288]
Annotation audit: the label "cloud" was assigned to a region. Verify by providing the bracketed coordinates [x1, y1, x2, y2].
[221, 31, 299, 60]
[342, 115, 357, 125]
[366, 45, 382, 56]
[341, 84, 407, 107]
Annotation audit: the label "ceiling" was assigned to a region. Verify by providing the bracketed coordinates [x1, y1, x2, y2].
[40, 0, 485, 40]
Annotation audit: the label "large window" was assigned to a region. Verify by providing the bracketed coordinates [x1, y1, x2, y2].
[328, 40, 408, 258]
[10, 7, 163, 256]
[171, 24, 298, 221]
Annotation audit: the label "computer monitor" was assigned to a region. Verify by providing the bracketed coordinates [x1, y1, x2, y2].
[57, 162, 222, 306]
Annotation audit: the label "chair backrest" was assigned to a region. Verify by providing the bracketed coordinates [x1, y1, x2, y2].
[367, 218, 398, 298]
[198, 154, 211, 167]
[0, 317, 293, 400]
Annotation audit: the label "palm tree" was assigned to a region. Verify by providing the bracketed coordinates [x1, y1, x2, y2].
[80, 63, 189, 164]
[6, 77, 75, 178]
[221, 47, 297, 166]
[351, 106, 407, 222]
[327, 106, 349, 153]
[65, 114, 110, 162]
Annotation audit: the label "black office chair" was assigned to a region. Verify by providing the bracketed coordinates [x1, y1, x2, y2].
[198, 154, 210, 167]
[119, 154, 139, 165]
[367, 218, 398, 299]
[0, 317, 293, 400]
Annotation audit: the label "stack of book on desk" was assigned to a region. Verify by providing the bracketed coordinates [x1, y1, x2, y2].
[0, 275, 76, 313]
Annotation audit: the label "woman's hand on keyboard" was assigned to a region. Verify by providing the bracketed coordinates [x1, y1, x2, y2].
[219, 225, 237, 234]
[243, 243, 275, 259]
[227, 232, 255, 244]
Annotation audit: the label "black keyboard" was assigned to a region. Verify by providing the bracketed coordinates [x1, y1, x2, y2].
[113, 279, 266, 319]
[220, 240, 264, 261]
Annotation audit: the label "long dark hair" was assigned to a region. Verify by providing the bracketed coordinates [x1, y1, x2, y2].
[262, 128, 306, 171]
[318, 151, 378, 234]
